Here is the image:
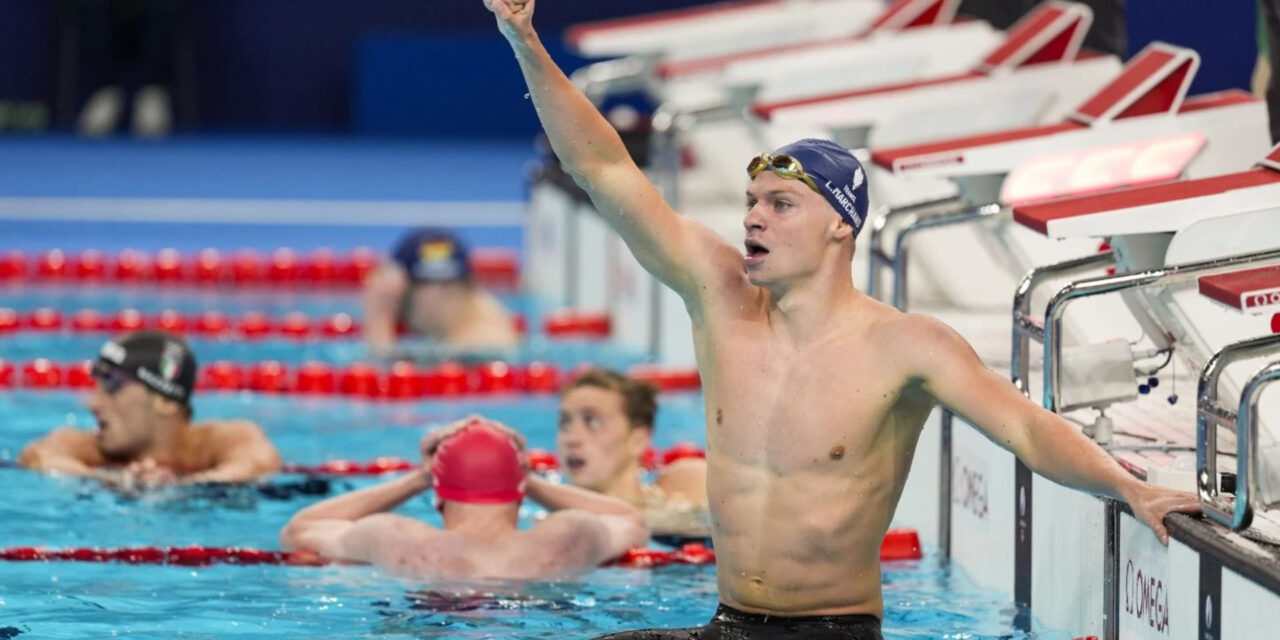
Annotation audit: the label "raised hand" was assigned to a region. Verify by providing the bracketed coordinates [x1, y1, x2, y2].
[482, 0, 536, 43]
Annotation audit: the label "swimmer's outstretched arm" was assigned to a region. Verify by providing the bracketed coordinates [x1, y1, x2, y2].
[898, 315, 1200, 545]
[484, 0, 742, 300]
[525, 474, 646, 519]
[280, 467, 436, 562]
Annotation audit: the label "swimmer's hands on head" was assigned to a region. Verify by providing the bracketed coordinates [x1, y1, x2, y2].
[1120, 481, 1202, 546]
[483, 0, 536, 43]
[419, 415, 529, 471]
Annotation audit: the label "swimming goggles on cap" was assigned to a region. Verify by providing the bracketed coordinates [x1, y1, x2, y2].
[91, 361, 135, 395]
[746, 153, 821, 194]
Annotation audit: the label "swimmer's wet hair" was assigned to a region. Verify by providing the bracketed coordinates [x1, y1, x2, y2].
[561, 368, 658, 431]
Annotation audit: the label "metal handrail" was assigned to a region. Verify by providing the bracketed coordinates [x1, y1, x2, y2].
[570, 57, 652, 106]
[1197, 336, 1280, 530]
[649, 101, 748, 210]
[863, 199, 993, 309]
[1010, 251, 1117, 397]
[1040, 248, 1280, 413]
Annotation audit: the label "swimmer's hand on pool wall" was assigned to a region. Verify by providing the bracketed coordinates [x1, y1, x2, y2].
[1118, 481, 1203, 546]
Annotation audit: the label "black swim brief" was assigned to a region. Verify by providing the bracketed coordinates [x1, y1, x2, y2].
[592, 604, 882, 640]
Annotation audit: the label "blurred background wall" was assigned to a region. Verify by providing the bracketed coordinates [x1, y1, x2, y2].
[0, 0, 1262, 138]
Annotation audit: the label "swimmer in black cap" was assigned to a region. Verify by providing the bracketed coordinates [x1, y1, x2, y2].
[19, 330, 280, 487]
[362, 227, 519, 360]
[484, 1, 1200, 637]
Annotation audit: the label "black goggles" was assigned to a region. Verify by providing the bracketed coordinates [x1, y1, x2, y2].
[91, 361, 136, 395]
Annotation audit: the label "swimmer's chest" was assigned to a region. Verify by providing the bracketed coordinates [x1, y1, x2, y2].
[706, 334, 907, 465]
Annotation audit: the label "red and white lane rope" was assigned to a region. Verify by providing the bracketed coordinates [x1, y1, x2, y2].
[0, 543, 718, 568]
[0, 359, 701, 396]
[0, 308, 613, 341]
[0, 248, 520, 289]
[0, 531, 926, 568]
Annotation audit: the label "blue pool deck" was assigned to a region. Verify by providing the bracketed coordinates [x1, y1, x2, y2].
[0, 136, 538, 254]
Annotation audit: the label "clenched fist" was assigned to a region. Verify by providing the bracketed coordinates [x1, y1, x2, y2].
[482, 0, 536, 43]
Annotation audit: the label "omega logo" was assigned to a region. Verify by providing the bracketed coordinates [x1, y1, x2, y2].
[1124, 559, 1170, 634]
[1243, 289, 1280, 309]
[952, 453, 989, 521]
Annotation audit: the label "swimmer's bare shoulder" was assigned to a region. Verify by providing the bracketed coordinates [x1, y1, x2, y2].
[869, 309, 982, 380]
[189, 418, 281, 475]
[653, 458, 708, 507]
[18, 426, 104, 470]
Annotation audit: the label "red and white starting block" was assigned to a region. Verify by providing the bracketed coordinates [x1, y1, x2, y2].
[755, 1, 1117, 150]
[864, 43, 1269, 317]
[653, 0, 1001, 113]
[565, 0, 883, 62]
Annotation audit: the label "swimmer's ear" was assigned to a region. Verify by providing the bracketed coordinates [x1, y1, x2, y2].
[626, 425, 652, 461]
[151, 395, 183, 418]
[830, 217, 855, 244]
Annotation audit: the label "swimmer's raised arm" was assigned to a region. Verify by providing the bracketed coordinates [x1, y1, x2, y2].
[525, 473, 645, 519]
[895, 315, 1199, 545]
[484, 0, 741, 300]
[280, 467, 435, 562]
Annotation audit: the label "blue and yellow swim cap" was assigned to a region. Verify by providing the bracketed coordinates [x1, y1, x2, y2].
[391, 228, 471, 284]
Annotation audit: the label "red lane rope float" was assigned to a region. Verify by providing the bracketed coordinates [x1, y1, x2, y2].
[0, 533, 925, 567]
[542, 310, 611, 339]
[0, 248, 520, 290]
[0, 543, 715, 568]
[0, 448, 707, 476]
[0, 359, 700, 397]
[0, 308, 366, 340]
[0, 308, 622, 341]
[526, 446, 705, 474]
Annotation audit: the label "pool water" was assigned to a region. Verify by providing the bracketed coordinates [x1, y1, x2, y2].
[0, 292, 1075, 639]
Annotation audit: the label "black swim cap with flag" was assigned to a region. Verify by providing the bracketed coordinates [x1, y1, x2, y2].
[765, 139, 869, 236]
[391, 228, 471, 284]
[96, 330, 197, 406]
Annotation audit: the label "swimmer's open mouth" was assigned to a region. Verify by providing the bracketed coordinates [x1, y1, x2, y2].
[564, 456, 585, 471]
[744, 239, 769, 258]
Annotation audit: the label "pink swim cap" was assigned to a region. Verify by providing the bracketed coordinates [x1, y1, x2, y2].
[432, 421, 526, 504]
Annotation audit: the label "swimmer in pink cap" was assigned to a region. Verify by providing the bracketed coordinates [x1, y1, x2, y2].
[281, 417, 648, 580]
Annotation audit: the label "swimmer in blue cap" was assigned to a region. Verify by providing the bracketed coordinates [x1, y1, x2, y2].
[19, 330, 280, 488]
[362, 227, 519, 359]
[486, 1, 1200, 638]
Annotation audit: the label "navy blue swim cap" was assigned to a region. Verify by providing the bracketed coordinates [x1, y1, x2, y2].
[391, 228, 471, 284]
[768, 139, 869, 236]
